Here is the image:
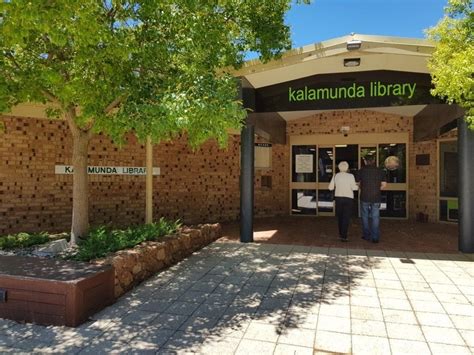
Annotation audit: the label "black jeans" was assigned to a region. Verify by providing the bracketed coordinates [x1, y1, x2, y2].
[335, 197, 353, 239]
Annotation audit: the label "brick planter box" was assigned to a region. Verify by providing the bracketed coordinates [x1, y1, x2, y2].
[0, 256, 114, 327]
[94, 223, 221, 298]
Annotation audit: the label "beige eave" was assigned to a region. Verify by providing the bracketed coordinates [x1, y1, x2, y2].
[234, 34, 434, 89]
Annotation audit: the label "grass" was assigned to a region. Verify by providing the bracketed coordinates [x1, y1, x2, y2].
[0, 232, 50, 250]
[71, 218, 181, 262]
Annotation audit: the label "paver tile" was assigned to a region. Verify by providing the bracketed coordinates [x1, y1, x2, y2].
[429, 343, 472, 355]
[314, 330, 351, 354]
[379, 297, 412, 311]
[319, 304, 350, 317]
[386, 322, 425, 341]
[284, 312, 319, 330]
[382, 309, 418, 324]
[422, 325, 466, 346]
[351, 305, 384, 321]
[235, 339, 276, 355]
[389, 339, 431, 355]
[352, 335, 391, 355]
[416, 311, 454, 327]
[132, 327, 175, 347]
[120, 310, 159, 326]
[162, 331, 205, 353]
[450, 315, 474, 330]
[277, 326, 315, 347]
[411, 300, 445, 313]
[152, 313, 189, 330]
[351, 319, 387, 337]
[98, 323, 141, 343]
[436, 292, 470, 304]
[243, 321, 280, 342]
[442, 302, 474, 316]
[274, 343, 313, 355]
[165, 301, 201, 316]
[405, 290, 438, 301]
[317, 315, 350, 333]
[197, 336, 241, 354]
[350, 295, 381, 308]
[78, 339, 133, 354]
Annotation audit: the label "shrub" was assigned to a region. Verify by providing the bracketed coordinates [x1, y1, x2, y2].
[72, 218, 180, 262]
[0, 232, 50, 250]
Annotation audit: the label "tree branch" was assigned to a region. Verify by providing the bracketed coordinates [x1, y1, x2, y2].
[64, 105, 79, 136]
[41, 89, 60, 104]
[104, 94, 126, 114]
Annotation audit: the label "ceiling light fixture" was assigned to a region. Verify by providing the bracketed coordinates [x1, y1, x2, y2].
[344, 58, 361, 67]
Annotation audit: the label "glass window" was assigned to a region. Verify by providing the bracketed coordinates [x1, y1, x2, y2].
[291, 189, 317, 215]
[439, 141, 458, 198]
[292, 146, 316, 183]
[439, 200, 458, 222]
[318, 147, 334, 182]
[378, 144, 406, 183]
[380, 191, 406, 218]
[318, 190, 334, 213]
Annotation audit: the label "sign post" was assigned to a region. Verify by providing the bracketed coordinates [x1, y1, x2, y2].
[146, 136, 153, 224]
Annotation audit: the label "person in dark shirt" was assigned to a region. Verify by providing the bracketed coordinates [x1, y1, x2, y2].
[357, 156, 387, 243]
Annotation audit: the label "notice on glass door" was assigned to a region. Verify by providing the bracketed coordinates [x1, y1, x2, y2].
[295, 154, 313, 173]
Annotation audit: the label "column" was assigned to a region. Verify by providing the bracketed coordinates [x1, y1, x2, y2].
[458, 117, 474, 253]
[240, 123, 254, 243]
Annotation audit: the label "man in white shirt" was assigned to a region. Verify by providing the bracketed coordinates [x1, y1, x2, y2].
[329, 161, 359, 241]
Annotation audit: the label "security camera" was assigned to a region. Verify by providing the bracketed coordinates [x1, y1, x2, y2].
[340, 126, 350, 137]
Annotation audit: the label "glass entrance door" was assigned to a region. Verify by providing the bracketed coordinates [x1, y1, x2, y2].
[290, 136, 408, 219]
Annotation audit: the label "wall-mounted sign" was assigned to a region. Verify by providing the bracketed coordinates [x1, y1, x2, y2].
[255, 143, 272, 169]
[288, 81, 417, 102]
[55, 165, 160, 176]
[253, 71, 441, 112]
[295, 154, 313, 173]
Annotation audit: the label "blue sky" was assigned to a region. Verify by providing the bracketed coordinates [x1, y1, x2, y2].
[286, 0, 447, 48]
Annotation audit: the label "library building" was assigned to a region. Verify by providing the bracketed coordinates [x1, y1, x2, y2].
[1, 35, 473, 252]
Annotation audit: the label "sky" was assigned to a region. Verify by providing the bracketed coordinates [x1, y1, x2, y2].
[250, 0, 448, 57]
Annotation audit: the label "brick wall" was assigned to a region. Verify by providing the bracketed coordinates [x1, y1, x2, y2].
[0, 111, 455, 235]
[0, 116, 288, 235]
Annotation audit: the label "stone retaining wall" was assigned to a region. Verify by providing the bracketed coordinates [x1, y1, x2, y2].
[94, 223, 221, 298]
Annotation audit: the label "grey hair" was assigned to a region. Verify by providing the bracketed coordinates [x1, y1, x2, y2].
[338, 161, 349, 172]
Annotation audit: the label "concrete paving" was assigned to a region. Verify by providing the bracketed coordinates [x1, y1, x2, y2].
[0, 242, 473, 354]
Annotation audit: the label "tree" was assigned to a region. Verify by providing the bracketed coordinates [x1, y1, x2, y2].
[427, 0, 474, 128]
[0, 1, 305, 244]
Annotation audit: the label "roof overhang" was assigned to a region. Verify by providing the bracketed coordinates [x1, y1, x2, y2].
[235, 34, 434, 89]
[237, 35, 462, 144]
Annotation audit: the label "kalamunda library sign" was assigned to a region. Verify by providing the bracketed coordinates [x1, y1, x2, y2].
[55, 165, 160, 176]
[253, 71, 439, 112]
[288, 81, 417, 102]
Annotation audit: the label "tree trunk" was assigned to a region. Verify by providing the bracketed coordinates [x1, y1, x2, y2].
[70, 130, 90, 245]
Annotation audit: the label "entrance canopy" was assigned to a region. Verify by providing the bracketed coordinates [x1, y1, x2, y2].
[236, 34, 463, 144]
[236, 34, 473, 253]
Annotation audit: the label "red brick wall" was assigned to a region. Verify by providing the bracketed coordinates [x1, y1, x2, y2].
[0, 111, 455, 235]
[0, 116, 288, 235]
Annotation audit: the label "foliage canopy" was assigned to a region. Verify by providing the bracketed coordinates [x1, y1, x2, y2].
[0, 0, 301, 145]
[427, 0, 474, 128]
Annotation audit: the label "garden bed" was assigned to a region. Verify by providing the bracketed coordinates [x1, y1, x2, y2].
[93, 223, 221, 297]
[0, 223, 222, 326]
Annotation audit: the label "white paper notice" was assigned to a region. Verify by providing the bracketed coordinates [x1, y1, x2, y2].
[295, 154, 313, 173]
